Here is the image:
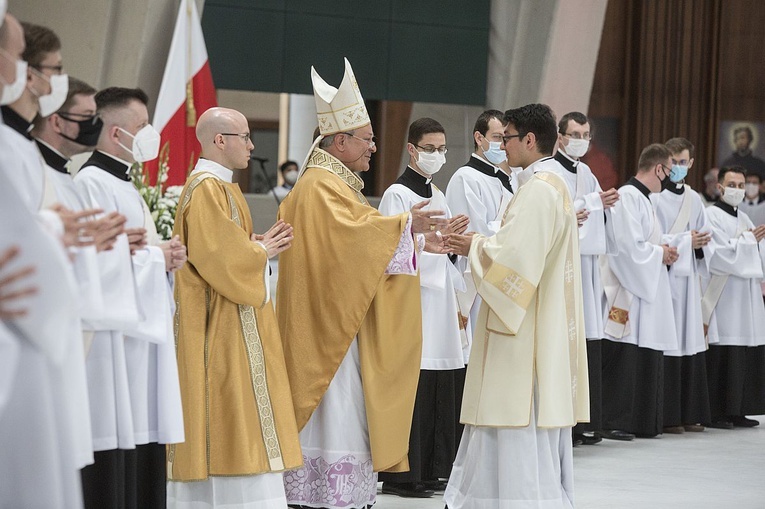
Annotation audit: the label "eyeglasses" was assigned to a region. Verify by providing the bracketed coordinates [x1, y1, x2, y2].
[342, 132, 376, 150]
[502, 133, 524, 143]
[33, 64, 64, 74]
[415, 144, 447, 155]
[563, 133, 592, 141]
[58, 111, 100, 125]
[219, 132, 251, 143]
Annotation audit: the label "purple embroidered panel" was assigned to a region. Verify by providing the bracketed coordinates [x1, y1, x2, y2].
[284, 454, 376, 508]
[385, 216, 417, 275]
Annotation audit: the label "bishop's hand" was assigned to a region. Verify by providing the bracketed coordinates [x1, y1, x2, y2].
[600, 188, 620, 209]
[253, 220, 294, 258]
[410, 200, 449, 234]
[0, 246, 37, 319]
[444, 232, 477, 257]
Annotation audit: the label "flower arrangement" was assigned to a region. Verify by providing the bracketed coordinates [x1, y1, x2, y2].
[129, 142, 184, 240]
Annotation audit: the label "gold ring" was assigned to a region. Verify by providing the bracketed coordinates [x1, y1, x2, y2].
[430, 224, 435, 231]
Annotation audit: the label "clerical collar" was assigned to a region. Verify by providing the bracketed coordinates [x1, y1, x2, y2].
[35, 139, 69, 174]
[713, 200, 738, 217]
[84, 150, 131, 181]
[625, 177, 651, 199]
[464, 154, 513, 192]
[395, 166, 432, 198]
[191, 158, 234, 183]
[664, 182, 685, 195]
[0, 105, 33, 140]
[554, 150, 578, 174]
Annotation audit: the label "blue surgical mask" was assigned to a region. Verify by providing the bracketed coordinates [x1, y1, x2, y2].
[670, 164, 688, 183]
[484, 141, 507, 165]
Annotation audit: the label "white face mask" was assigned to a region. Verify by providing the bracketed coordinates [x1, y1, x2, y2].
[745, 182, 760, 199]
[483, 140, 507, 165]
[416, 150, 446, 176]
[564, 138, 589, 159]
[37, 73, 69, 117]
[0, 59, 28, 106]
[118, 124, 161, 162]
[721, 187, 745, 207]
[283, 169, 298, 185]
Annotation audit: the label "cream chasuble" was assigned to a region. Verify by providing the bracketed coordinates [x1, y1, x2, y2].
[460, 170, 589, 428]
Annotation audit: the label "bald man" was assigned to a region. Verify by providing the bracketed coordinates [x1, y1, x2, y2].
[167, 107, 302, 508]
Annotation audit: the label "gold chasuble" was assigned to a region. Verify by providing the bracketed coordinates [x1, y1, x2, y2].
[277, 148, 423, 472]
[168, 169, 302, 482]
[461, 171, 590, 428]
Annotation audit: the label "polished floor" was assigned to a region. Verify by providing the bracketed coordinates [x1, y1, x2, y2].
[375, 416, 765, 508]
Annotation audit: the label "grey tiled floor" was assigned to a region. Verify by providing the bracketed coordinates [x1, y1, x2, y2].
[376, 416, 765, 508]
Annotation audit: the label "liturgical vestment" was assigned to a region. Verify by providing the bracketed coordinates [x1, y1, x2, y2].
[169, 159, 302, 485]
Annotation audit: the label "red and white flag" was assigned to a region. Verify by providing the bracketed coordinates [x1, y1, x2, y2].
[147, 0, 217, 187]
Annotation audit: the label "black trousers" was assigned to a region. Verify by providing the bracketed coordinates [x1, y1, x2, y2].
[706, 344, 765, 421]
[379, 369, 459, 484]
[663, 352, 711, 426]
[81, 443, 166, 509]
[573, 339, 602, 434]
[601, 340, 664, 436]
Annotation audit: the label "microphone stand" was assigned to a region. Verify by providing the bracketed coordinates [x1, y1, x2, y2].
[251, 156, 281, 206]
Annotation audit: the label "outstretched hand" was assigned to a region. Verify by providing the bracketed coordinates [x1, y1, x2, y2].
[445, 214, 470, 235]
[444, 232, 477, 257]
[410, 200, 449, 234]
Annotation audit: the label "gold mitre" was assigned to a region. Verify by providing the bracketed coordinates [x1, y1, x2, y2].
[311, 58, 370, 136]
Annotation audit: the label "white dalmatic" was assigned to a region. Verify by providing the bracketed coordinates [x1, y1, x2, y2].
[654, 185, 714, 356]
[602, 184, 678, 352]
[379, 183, 466, 370]
[446, 155, 513, 362]
[703, 205, 765, 347]
[548, 154, 615, 339]
[75, 161, 184, 449]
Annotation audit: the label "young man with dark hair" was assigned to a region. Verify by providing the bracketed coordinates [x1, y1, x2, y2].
[600, 143, 679, 440]
[378, 118, 468, 499]
[274, 159, 299, 201]
[703, 166, 765, 429]
[443, 103, 589, 508]
[74, 87, 187, 509]
[654, 137, 713, 435]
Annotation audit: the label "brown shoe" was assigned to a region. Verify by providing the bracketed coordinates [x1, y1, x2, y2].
[663, 425, 685, 434]
[683, 424, 705, 432]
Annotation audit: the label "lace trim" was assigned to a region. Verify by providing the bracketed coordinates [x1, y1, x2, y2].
[284, 454, 376, 508]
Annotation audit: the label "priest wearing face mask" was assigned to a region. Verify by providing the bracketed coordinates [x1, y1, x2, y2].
[74, 87, 186, 509]
[552, 111, 619, 446]
[702, 166, 765, 430]
[274, 159, 299, 201]
[653, 138, 714, 435]
[377, 118, 469, 499]
[599, 143, 680, 440]
[278, 59, 448, 509]
[739, 172, 765, 227]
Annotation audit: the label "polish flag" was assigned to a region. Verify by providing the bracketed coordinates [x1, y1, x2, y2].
[146, 0, 217, 187]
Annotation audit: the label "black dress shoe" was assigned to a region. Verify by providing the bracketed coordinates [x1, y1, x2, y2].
[381, 482, 435, 498]
[422, 479, 448, 491]
[706, 420, 734, 430]
[730, 416, 760, 427]
[599, 429, 635, 441]
[581, 433, 603, 445]
[572, 434, 584, 447]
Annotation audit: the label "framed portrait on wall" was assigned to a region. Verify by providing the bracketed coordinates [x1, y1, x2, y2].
[717, 121, 765, 179]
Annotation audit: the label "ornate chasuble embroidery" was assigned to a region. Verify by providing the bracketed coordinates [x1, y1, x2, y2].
[307, 148, 367, 204]
[173, 171, 285, 473]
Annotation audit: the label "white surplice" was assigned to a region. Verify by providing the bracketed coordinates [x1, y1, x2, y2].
[283, 224, 419, 509]
[379, 181, 465, 370]
[75, 154, 184, 449]
[654, 185, 713, 356]
[704, 205, 765, 347]
[446, 154, 514, 362]
[550, 152, 615, 339]
[603, 183, 678, 352]
[739, 198, 765, 226]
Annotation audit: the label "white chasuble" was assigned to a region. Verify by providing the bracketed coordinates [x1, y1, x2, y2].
[655, 185, 713, 356]
[602, 183, 678, 352]
[704, 204, 765, 347]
